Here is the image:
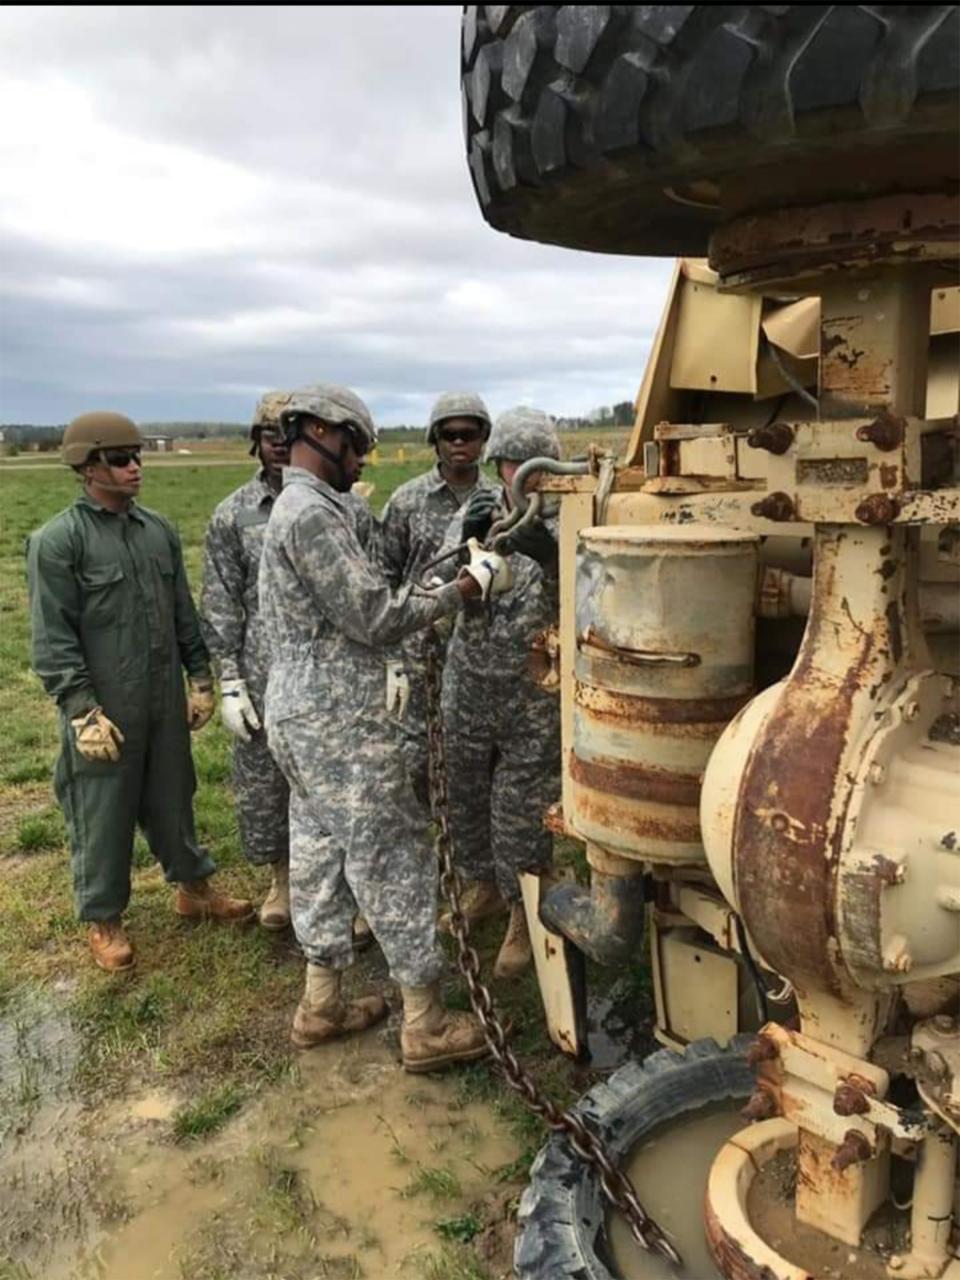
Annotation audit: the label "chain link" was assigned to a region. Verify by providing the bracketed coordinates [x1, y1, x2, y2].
[424, 632, 682, 1269]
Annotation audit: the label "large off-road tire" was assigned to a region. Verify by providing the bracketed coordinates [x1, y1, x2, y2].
[461, 5, 960, 256]
[514, 1036, 754, 1279]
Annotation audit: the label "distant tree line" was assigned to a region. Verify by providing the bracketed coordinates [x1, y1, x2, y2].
[2, 400, 636, 448]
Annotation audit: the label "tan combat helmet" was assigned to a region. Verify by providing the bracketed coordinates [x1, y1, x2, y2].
[249, 390, 292, 456]
[61, 411, 143, 467]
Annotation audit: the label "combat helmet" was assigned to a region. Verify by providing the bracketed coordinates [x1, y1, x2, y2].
[279, 383, 378, 455]
[483, 407, 560, 465]
[249, 390, 293, 457]
[425, 391, 491, 445]
[61, 412, 143, 467]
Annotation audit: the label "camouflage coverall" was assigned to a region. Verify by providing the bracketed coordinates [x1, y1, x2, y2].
[259, 466, 463, 986]
[378, 463, 496, 796]
[438, 497, 561, 903]
[27, 494, 215, 919]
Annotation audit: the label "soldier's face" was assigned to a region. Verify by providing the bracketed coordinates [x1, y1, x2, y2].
[85, 448, 143, 498]
[435, 418, 484, 470]
[257, 427, 289, 477]
[329, 424, 365, 492]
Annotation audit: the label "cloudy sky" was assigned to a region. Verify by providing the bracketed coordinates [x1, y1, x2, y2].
[0, 6, 673, 427]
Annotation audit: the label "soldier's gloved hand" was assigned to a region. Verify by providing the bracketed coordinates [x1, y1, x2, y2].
[461, 489, 500, 543]
[71, 707, 125, 763]
[220, 678, 261, 742]
[500, 520, 559, 572]
[460, 538, 513, 601]
[186, 677, 216, 732]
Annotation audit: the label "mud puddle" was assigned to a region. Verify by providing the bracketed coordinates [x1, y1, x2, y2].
[1, 998, 520, 1280]
[607, 1105, 739, 1280]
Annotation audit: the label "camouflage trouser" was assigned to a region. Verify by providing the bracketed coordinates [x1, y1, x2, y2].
[396, 656, 429, 808]
[441, 668, 561, 904]
[266, 709, 445, 987]
[233, 729, 289, 866]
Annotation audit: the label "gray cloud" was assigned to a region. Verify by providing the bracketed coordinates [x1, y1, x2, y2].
[0, 5, 672, 426]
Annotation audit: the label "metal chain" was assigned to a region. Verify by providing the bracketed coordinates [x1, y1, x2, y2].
[424, 632, 682, 1269]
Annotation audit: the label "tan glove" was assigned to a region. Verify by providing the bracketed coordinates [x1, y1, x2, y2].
[186, 677, 216, 732]
[71, 707, 125, 763]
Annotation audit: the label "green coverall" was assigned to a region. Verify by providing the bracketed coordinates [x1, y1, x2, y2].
[27, 493, 216, 920]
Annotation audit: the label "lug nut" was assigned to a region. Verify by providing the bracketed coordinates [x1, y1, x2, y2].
[831, 1130, 873, 1172]
[746, 1035, 779, 1068]
[856, 412, 905, 452]
[747, 422, 795, 455]
[834, 1084, 871, 1117]
[751, 491, 796, 522]
[741, 1087, 779, 1122]
[856, 493, 900, 526]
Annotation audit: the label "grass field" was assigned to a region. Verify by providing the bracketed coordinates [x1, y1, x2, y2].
[0, 432, 649, 1279]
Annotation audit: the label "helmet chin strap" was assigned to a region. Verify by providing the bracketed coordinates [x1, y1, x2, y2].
[301, 427, 353, 491]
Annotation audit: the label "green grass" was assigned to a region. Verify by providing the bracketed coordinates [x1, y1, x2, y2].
[402, 1165, 463, 1202]
[172, 1082, 245, 1141]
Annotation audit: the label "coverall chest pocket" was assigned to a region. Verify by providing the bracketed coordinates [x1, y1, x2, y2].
[80, 563, 126, 631]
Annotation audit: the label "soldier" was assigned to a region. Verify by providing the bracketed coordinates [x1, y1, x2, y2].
[26, 412, 254, 973]
[437, 408, 562, 978]
[200, 393, 295, 927]
[378, 392, 498, 801]
[258, 383, 511, 1071]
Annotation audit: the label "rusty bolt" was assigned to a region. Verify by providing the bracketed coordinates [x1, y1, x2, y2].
[868, 762, 886, 785]
[831, 1130, 873, 1172]
[747, 422, 795, 455]
[741, 1087, 779, 1123]
[933, 1014, 956, 1033]
[856, 493, 901, 526]
[751, 491, 796, 522]
[746, 1035, 779, 1069]
[856, 413, 905, 452]
[834, 1084, 871, 1117]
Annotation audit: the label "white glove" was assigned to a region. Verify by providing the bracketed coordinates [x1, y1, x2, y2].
[461, 538, 513, 601]
[385, 659, 411, 719]
[220, 678, 261, 742]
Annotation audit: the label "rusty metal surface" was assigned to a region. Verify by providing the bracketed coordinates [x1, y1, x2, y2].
[732, 526, 905, 997]
[569, 752, 701, 808]
[710, 191, 959, 287]
[571, 525, 757, 864]
[575, 682, 753, 727]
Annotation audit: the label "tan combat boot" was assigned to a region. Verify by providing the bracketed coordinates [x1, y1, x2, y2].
[493, 904, 532, 979]
[291, 963, 388, 1049]
[259, 860, 290, 931]
[88, 920, 135, 973]
[400, 984, 491, 1074]
[175, 878, 255, 924]
[438, 879, 505, 935]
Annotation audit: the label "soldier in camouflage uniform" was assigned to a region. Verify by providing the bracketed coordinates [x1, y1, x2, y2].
[201, 393, 295, 927]
[378, 392, 497, 802]
[436, 408, 562, 978]
[258, 382, 511, 1071]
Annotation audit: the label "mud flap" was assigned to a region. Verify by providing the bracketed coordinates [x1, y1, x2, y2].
[519, 868, 588, 1060]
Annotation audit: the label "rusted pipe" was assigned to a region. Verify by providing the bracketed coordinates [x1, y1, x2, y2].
[756, 567, 959, 633]
[539, 868, 646, 966]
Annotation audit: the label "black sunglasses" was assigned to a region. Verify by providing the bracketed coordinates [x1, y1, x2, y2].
[438, 425, 482, 444]
[101, 448, 142, 468]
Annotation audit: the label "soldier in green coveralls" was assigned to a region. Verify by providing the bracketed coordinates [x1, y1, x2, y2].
[26, 411, 254, 973]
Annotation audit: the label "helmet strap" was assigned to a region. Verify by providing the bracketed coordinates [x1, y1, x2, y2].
[300, 427, 352, 490]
